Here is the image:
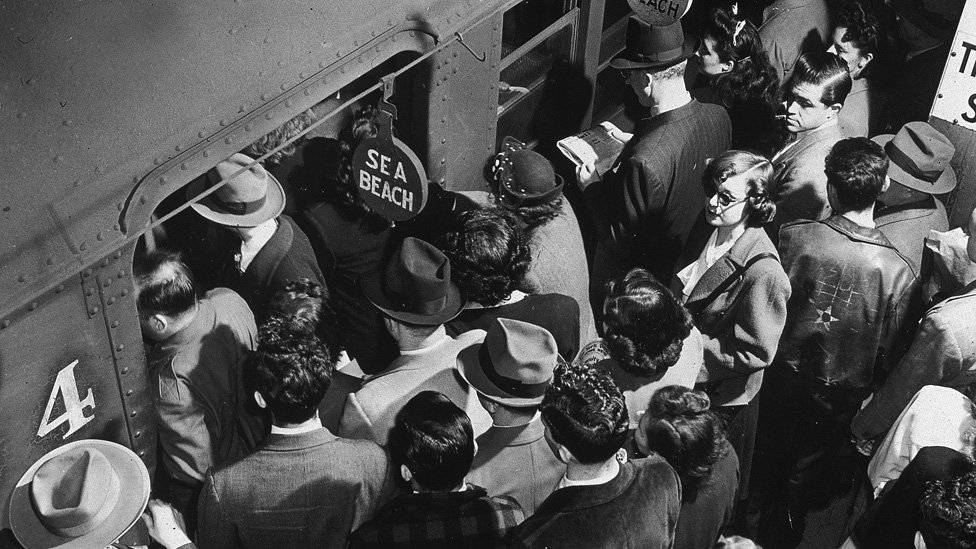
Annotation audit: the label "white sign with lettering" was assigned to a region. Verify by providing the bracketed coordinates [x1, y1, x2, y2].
[931, 3, 976, 130]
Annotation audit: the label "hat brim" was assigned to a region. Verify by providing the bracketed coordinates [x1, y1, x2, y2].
[360, 272, 465, 326]
[9, 440, 151, 549]
[186, 171, 286, 227]
[499, 174, 565, 209]
[891, 0, 958, 40]
[456, 344, 546, 408]
[873, 134, 957, 194]
[609, 34, 699, 70]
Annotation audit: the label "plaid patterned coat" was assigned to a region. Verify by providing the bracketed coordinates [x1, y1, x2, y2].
[347, 484, 524, 548]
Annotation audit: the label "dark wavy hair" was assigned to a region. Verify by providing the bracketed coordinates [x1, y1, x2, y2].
[639, 386, 731, 500]
[919, 470, 976, 548]
[243, 109, 316, 167]
[436, 207, 532, 306]
[701, 7, 780, 110]
[267, 279, 345, 361]
[389, 391, 475, 491]
[320, 105, 391, 234]
[825, 137, 889, 211]
[836, 1, 880, 56]
[786, 51, 853, 107]
[244, 324, 334, 425]
[703, 150, 776, 227]
[603, 269, 693, 378]
[541, 361, 629, 463]
[514, 198, 563, 232]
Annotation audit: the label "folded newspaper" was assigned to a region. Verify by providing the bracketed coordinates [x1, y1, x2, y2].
[557, 121, 628, 176]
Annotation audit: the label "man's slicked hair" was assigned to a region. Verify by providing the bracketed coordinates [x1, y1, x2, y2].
[825, 137, 889, 211]
[541, 361, 629, 463]
[787, 51, 852, 107]
[134, 250, 197, 317]
[244, 319, 334, 425]
[389, 391, 475, 491]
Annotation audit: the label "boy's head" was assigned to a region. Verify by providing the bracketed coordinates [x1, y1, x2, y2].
[825, 137, 889, 213]
[389, 391, 475, 492]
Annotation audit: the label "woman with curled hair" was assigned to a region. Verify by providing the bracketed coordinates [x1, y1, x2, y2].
[301, 106, 398, 375]
[439, 207, 581, 361]
[635, 386, 738, 549]
[672, 149, 791, 500]
[576, 267, 704, 425]
[696, 6, 782, 156]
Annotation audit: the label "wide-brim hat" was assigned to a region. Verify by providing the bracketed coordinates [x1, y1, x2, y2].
[187, 152, 285, 227]
[361, 237, 465, 326]
[892, 0, 963, 40]
[610, 16, 699, 70]
[9, 439, 151, 549]
[457, 318, 557, 407]
[873, 121, 956, 194]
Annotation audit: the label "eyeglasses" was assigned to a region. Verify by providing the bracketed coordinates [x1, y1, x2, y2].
[712, 191, 748, 208]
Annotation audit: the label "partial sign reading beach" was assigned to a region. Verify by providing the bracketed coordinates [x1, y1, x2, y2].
[353, 135, 429, 222]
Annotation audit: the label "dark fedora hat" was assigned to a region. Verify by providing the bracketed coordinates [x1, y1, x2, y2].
[362, 237, 465, 326]
[495, 149, 564, 209]
[187, 152, 285, 228]
[457, 318, 558, 407]
[892, 0, 963, 40]
[610, 16, 699, 70]
[873, 121, 957, 195]
[9, 440, 151, 549]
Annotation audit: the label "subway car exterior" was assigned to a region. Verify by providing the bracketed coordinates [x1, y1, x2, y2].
[0, 0, 647, 538]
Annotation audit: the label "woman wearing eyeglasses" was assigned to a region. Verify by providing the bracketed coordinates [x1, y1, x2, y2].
[671, 149, 791, 500]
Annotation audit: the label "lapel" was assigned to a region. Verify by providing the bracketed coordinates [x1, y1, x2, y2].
[684, 227, 767, 307]
[244, 216, 293, 287]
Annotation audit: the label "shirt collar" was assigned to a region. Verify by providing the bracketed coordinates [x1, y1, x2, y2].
[271, 416, 324, 436]
[556, 459, 620, 490]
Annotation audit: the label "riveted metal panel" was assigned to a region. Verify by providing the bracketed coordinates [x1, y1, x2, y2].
[0, 244, 152, 530]
[0, 0, 512, 319]
[427, 7, 512, 191]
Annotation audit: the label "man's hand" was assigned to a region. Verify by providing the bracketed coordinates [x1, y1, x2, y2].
[576, 162, 601, 191]
[854, 437, 876, 457]
[142, 499, 193, 549]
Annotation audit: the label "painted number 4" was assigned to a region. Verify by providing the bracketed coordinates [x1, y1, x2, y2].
[37, 360, 96, 439]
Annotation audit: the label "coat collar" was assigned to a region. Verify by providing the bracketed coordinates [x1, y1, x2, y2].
[479, 415, 546, 448]
[260, 427, 338, 452]
[534, 459, 636, 514]
[822, 215, 896, 248]
[684, 226, 774, 306]
[874, 196, 938, 226]
[773, 121, 843, 167]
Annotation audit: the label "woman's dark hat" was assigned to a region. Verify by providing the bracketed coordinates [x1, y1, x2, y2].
[457, 318, 558, 407]
[187, 152, 285, 228]
[610, 16, 699, 70]
[493, 148, 564, 208]
[9, 439, 151, 549]
[872, 121, 957, 195]
[892, 0, 963, 40]
[361, 237, 465, 326]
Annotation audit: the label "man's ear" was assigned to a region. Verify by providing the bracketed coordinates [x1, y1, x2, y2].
[857, 52, 874, 72]
[253, 391, 267, 409]
[827, 103, 843, 117]
[400, 464, 413, 483]
[150, 314, 168, 333]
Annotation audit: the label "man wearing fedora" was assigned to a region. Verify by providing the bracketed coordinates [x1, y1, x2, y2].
[852, 203, 975, 448]
[873, 124, 955, 271]
[576, 16, 731, 304]
[491, 147, 596, 343]
[460, 318, 564, 516]
[188, 152, 325, 320]
[339, 237, 492, 445]
[881, 0, 964, 134]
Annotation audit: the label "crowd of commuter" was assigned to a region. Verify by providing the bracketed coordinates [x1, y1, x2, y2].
[10, 0, 976, 548]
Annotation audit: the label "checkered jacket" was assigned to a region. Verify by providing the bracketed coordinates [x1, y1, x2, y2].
[347, 483, 524, 548]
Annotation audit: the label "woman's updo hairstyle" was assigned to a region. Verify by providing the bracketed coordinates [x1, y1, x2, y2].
[701, 7, 779, 108]
[603, 269, 693, 378]
[641, 386, 730, 499]
[704, 150, 776, 226]
[436, 207, 532, 306]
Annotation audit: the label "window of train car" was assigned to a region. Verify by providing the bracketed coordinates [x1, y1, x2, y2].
[496, 3, 580, 147]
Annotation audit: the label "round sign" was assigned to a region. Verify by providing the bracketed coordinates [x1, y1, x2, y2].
[627, 0, 692, 25]
[352, 136, 429, 222]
